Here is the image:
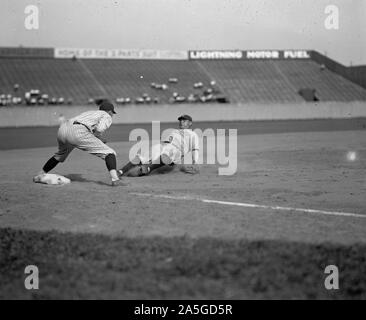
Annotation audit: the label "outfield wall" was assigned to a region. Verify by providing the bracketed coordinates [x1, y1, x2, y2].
[0, 102, 365, 127]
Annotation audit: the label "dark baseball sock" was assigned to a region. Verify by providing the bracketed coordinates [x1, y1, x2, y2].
[147, 156, 166, 172]
[120, 161, 137, 173]
[42, 156, 59, 173]
[105, 154, 117, 171]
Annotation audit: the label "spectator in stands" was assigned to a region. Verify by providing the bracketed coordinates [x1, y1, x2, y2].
[135, 97, 144, 104]
[203, 88, 213, 96]
[175, 96, 186, 103]
[209, 80, 221, 94]
[144, 96, 152, 104]
[31, 89, 41, 96]
[25, 92, 31, 105]
[187, 94, 195, 103]
[168, 78, 178, 83]
[194, 82, 203, 89]
[41, 94, 49, 104]
[0, 94, 6, 106]
[14, 84, 19, 92]
[30, 97, 37, 105]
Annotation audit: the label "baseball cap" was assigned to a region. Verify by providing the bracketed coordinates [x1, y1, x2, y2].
[99, 101, 116, 114]
[178, 114, 192, 121]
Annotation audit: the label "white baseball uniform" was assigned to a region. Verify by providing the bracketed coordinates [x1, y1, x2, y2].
[54, 110, 116, 162]
[138, 129, 200, 165]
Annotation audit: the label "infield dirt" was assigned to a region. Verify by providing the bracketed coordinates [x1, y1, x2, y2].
[0, 124, 365, 299]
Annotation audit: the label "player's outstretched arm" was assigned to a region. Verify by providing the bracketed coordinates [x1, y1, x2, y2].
[181, 133, 200, 174]
[181, 150, 200, 174]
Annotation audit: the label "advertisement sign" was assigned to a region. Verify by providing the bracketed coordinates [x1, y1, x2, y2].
[245, 50, 310, 59]
[189, 50, 311, 60]
[189, 50, 243, 59]
[54, 48, 188, 60]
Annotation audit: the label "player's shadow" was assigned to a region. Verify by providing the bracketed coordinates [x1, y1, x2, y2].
[64, 173, 111, 186]
[154, 165, 176, 175]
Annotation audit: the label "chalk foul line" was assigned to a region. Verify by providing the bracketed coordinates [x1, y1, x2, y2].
[130, 192, 366, 219]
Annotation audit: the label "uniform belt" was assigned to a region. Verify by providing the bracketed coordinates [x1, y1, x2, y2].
[73, 121, 91, 132]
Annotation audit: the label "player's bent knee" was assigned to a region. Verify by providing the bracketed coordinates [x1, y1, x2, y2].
[54, 156, 66, 163]
[106, 148, 116, 156]
[95, 150, 116, 160]
[161, 153, 173, 165]
[106, 152, 116, 157]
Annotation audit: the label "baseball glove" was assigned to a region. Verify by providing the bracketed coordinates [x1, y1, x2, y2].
[125, 164, 150, 177]
[180, 164, 200, 175]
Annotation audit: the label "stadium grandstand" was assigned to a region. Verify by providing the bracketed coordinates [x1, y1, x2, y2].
[0, 47, 365, 106]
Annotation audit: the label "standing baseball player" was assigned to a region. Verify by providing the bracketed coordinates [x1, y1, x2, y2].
[34, 101, 126, 186]
[119, 114, 200, 176]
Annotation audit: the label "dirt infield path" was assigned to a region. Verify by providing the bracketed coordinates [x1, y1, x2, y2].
[1, 129, 365, 245]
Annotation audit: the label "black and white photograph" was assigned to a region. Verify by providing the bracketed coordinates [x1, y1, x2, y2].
[0, 0, 365, 304]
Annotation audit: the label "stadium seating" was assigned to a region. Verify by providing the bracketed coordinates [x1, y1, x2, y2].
[199, 59, 366, 103]
[82, 59, 213, 104]
[1, 56, 366, 105]
[0, 58, 105, 105]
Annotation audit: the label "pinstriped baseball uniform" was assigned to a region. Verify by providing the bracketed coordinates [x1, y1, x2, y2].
[54, 110, 116, 162]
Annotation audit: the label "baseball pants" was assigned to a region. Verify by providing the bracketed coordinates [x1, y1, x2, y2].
[137, 142, 182, 165]
[53, 121, 116, 162]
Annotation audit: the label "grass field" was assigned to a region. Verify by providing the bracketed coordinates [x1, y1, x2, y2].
[1, 228, 366, 299]
[0, 120, 366, 299]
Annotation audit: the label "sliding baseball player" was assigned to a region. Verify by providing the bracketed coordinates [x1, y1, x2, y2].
[119, 114, 200, 176]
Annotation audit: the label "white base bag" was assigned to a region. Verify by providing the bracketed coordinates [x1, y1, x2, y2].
[33, 173, 71, 185]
